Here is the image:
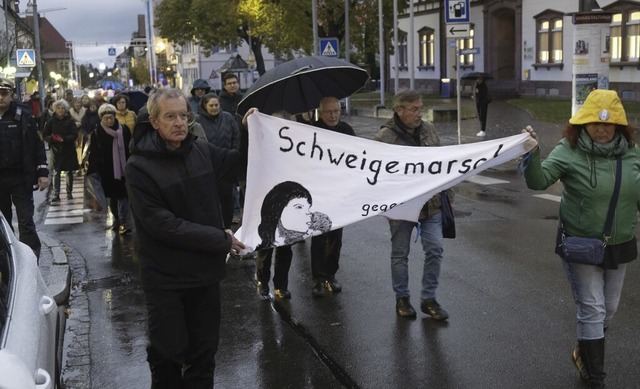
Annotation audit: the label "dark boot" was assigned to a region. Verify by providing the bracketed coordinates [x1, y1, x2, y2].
[578, 338, 606, 388]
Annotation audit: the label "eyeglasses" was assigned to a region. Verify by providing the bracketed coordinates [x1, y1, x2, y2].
[0, 89, 12, 96]
[401, 105, 423, 114]
[225, 81, 238, 86]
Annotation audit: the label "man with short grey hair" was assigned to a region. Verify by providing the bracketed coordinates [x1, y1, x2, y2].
[374, 89, 453, 320]
[126, 87, 245, 387]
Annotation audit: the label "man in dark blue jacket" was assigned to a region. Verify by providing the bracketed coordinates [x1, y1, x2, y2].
[0, 78, 49, 258]
[125, 88, 244, 388]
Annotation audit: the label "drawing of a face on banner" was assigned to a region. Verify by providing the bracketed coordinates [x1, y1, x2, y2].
[256, 181, 332, 250]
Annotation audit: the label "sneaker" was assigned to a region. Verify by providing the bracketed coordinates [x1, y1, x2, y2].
[476, 130, 486, 137]
[323, 278, 342, 294]
[396, 297, 417, 318]
[273, 289, 291, 299]
[257, 281, 269, 297]
[420, 299, 449, 321]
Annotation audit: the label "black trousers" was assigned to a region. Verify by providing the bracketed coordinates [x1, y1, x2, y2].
[256, 245, 293, 290]
[144, 283, 221, 389]
[310, 228, 343, 282]
[476, 101, 489, 132]
[0, 171, 41, 258]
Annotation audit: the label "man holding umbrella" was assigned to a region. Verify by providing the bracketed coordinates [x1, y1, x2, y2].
[310, 96, 356, 297]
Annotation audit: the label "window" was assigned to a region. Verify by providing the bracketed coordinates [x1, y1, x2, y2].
[608, 6, 640, 63]
[397, 30, 408, 70]
[418, 27, 435, 69]
[458, 26, 475, 67]
[535, 11, 563, 65]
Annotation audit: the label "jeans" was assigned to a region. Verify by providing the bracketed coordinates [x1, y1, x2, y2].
[562, 260, 627, 340]
[109, 197, 130, 225]
[53, 170, 73, 195]
[145, 283, 221, 389]
[0, 171, 41, 258]
[388, 214, 443, 301]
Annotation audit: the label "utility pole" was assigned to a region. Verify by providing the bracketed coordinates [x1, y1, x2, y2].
[32, 0, 45, 113]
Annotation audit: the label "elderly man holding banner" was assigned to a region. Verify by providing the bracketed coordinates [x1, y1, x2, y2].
[374, 89, 452, 320]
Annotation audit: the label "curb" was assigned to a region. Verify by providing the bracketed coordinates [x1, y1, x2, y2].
[39, 233, 71, 306]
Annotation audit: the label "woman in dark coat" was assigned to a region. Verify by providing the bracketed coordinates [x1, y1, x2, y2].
[87, 103, 132, 234]
[195, 93, 240, 228]
[42, 99, 79, 202]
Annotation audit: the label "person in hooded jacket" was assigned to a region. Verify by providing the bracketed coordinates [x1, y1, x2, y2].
[125, 88, 244, 388]
[188, 78, 211, 114]
[87, 103, 132, 234]
[195, 93, 239, 228]
[523, 89, 640, 389]
[42, 99, 79, 202]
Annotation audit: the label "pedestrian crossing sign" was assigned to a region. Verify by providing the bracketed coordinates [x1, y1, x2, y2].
[17, 49, 36, 67]
[320, 38, 339, 58]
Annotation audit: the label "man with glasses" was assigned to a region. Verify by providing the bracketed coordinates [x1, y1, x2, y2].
[310, 96, 356, 297]
[126, 88, 245, 387]
[373, 89, 453, 321]
[0, 78, 49, 259]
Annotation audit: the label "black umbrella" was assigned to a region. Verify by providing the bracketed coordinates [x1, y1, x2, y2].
[461, 71, 494, 80]
[119, 90, 149, 114]
[237, 56, 369, 116]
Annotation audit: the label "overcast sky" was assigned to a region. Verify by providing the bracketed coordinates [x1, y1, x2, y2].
[33, 0, 148, 67]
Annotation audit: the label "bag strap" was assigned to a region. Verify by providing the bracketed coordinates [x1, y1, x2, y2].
[602, 156, 622, 244]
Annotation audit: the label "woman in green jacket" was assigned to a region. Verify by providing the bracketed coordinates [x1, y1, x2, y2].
[522, 89, 640, 389]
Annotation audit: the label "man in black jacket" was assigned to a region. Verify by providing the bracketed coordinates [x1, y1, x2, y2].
[0, 78, 49, 258]
[310, 96, 355, 297]
[125, 88, 244, 388]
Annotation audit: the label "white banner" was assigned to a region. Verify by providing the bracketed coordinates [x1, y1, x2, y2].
[236, 112, 534, 253]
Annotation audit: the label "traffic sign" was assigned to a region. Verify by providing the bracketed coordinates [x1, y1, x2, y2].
[108, 47, 116, 56]
[319, 38, 339, 58]
[16, 49, 35, 67]
[445, 0, 470, 23]
[446, 23, 471, 38]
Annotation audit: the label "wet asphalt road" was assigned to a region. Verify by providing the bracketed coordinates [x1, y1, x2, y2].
[38, 102, 640, 388]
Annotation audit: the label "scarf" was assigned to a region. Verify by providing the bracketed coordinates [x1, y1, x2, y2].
[101, 122, 127, 180]
[577, 129, 628, 188]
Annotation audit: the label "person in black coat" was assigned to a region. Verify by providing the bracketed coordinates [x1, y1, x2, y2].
[125, 88, 244, 387]
[473, 76, 491, 137]
[87, 103, 132, 234]
[42, 99, 79, 202]
[0, 78, 49, 258]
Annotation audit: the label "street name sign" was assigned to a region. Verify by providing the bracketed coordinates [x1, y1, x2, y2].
[445, 0, 470, 23]
[459, 47, 480, 55]
[446, 23, 471, 38]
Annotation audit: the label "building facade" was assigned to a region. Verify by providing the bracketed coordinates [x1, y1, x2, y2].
[392, 0, 640, 100]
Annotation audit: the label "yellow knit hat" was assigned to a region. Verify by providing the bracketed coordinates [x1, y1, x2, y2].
[569, 89, 628, 126]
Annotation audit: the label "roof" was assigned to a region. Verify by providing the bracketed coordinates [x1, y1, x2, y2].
[23, 17, 70, 60]
[219, 54, 248, 72]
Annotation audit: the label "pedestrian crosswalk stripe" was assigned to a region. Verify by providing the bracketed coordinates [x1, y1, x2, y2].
[464, 175, 509, 185]
[533, 193, 561, 203]
[44, 174, 86, 225]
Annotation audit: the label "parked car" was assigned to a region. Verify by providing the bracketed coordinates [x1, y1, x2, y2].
[0, 214, 60, 388]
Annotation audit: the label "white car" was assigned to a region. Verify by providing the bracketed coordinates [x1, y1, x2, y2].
[0, 215, 60, 389]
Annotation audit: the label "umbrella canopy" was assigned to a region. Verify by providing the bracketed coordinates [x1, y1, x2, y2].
[237, 56, 369, 116]
[461, 71, 493, 80]
[119, 90, 148, 114]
